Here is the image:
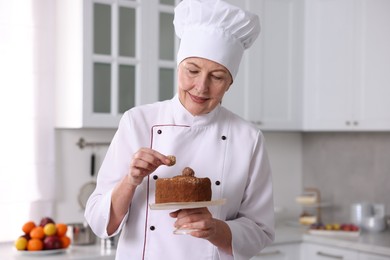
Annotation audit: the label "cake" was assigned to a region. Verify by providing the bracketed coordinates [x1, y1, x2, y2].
[155, 167, 212, 203]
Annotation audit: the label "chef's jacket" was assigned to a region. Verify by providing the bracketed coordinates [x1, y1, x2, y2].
[85, 95, 274, 260]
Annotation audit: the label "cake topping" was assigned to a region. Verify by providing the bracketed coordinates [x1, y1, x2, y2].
[182, 167, 195, 177]
[167, 155, 176, 166]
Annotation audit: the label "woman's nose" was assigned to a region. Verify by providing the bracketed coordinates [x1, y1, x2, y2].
[194, 74, 210, 93]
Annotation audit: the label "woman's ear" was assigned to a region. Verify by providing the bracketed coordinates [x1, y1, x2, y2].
[226, 80, 233, 92]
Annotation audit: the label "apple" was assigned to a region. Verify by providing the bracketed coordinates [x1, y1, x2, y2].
[39, 217, 55, 227]
[20, 234, 31, 241]
[43, 236, 61, 250]
[350, 224, 359, 231]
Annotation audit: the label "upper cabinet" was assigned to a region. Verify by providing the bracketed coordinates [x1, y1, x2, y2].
[226, 0, 390, 132]
[55, 0, 390, 131]
[303, 0, 390, 131]
[55, 0, 178, 128]
[223, 0, 304, 131]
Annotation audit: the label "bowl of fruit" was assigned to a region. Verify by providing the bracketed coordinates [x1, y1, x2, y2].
[308, 222, 360, 237]
[14, 217, 71, 255]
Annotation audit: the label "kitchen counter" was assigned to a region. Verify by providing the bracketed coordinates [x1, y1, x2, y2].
[274, 223, 390, 257]
[2, 225, 390, 259]
[0, 242, 116, 260]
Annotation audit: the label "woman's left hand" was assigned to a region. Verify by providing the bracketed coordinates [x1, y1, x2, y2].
[169, 208, 216, 239]
[170, 207, 233, 255]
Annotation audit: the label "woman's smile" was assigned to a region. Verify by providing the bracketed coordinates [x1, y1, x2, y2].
[188, 92, 210, 104]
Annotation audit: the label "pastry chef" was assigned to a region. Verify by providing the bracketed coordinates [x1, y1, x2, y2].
[85, 0, 275, 259]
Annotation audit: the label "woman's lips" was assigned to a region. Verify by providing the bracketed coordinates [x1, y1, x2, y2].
[189, 92, 209, 103]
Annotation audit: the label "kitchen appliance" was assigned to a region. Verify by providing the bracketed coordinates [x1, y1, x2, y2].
[350, 203, 373, 226]
[351, 203, 386, 232]
[67, 222, 96, 245]
[362, 216, 386, 232]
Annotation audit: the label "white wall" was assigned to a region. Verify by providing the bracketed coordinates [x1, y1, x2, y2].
[264, 132, 303, 222]
[55, 129, 115, 223]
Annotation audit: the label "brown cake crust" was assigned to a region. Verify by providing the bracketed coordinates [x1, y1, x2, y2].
[155, 168, 211, 204]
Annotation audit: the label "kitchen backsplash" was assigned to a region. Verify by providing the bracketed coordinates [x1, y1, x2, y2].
[302, 132, 390, 224]
[54, 129, 389, 227]
[54, 130, 303, 223]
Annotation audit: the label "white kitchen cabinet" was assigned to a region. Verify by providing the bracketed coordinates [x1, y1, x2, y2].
[55, 0, 178, 128]
[223, 0, 304, 131]
[302, 243, 358, 260]
[359, 252, 390, 260]
[251, 243, 301, 260]
[303, 0, 390, 131]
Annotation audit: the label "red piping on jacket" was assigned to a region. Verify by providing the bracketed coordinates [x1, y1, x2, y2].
[141, 124, 190, 260]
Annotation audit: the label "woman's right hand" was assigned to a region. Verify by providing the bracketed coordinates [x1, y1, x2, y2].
[127, 148, 172, 186]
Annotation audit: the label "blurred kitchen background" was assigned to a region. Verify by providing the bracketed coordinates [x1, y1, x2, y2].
[1, 0, 389, 255]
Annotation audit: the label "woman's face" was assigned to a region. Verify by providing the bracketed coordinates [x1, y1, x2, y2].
[177, 57, 233, 116]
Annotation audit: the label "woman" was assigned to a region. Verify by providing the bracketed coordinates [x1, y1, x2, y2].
[85, 0, 274, 259]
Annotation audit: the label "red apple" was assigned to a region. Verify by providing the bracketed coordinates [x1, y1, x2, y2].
[20, 234, 30, 241]
[39, 217, 55, 227]
[43, 236, 61, 250]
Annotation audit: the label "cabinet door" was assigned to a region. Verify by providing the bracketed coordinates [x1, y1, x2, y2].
[303, 0, 356, 130]
[353, 0, 390, 130]
[359, 252, 390, 260]
[251, 243, 301, 260]
[56, 0, 178, 128]
[223, 0, 303, 131]
[303, 0, 390, 131]
[302, 243, 358, 260]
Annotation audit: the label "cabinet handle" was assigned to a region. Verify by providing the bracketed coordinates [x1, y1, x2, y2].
[345, 121, 351, 126]
[316, 251, 344, 259]
[251, 121, 263, 126]
[353, 121, 358, 126]
[256, 250, 282, 256]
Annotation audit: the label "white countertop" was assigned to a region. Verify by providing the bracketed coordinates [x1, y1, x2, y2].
[274, 223, 390, 256]
[2, 225, 390, 259]
[0, 242, 116, 260]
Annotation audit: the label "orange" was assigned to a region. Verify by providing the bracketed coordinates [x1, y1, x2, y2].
[27, 238, 43, 251]
[30, 226, 45, 240]
[59, 236, 71, 248]
[22, 221, 36, 234]
[56, 223, 68, 237]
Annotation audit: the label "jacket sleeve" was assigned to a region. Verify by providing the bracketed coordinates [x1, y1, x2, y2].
[225, 131, 275, 260]
[84, 112, 133, 238]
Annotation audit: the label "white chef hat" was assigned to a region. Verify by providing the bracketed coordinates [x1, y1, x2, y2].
[174, 0, 260, 80]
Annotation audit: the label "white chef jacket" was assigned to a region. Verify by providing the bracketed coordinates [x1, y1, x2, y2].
[85, 95, 274, 260]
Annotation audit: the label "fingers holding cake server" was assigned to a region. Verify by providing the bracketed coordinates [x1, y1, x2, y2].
[170, 207, 217, 239]
[128, 148, 176, 186]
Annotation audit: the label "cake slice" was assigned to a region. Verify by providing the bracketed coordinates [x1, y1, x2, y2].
[155, 167, 211, 204]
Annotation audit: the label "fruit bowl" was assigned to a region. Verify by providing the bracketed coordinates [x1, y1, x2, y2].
[15, 248, 68, 256]
[14, 217, 72, 253]
[308, 223, 360, 237]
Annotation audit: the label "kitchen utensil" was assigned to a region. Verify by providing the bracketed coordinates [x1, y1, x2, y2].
[373, 204, 385, 218]
[74, 152, 98, 245]
[67, 222, 96, 245]
[78, 153, 97, 210]
[101, 235, 119, 250]
[362, 216, 387, 232]
[350, 203, 373, 227]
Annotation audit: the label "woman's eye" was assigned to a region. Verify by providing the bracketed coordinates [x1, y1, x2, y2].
[187, 69, 198, 74]
[212, 75, 223, 81]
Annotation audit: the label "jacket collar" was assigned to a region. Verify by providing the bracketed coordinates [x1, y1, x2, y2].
[172, 94, 221, 127]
